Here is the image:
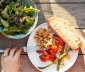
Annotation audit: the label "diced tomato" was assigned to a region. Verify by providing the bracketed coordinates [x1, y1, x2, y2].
[50, 49, 57, 53]
[58, 40, 64, 46]
[45, 49, 50, 54]
[54, 40, 64, 46]
[49, 52, 56, 57]
[49, 56, 56, 62]
[51, 44, 57, 49]
[39, 53, 49, 62]
[43, 51, 49, 55]
[53, 34, 58, 38]
[36, 50, 44, 54]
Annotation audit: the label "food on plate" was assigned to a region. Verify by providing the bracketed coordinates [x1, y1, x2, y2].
[36, 33, 64, 62]
[34, 28, 52, 48]
[38, 47, 71, 70]
[48, 17, 81, 50]
[34, 17, 80, 71]
[34, 28, 71, 71]
[0, 0, 39, 35]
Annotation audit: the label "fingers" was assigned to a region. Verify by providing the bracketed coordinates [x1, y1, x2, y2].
[4, 48, 10, 56]
[9, 47, 17, 57]
[1, 48, 10, 66]
[14, 48, 22, 59]
[2, 47, 22, 59]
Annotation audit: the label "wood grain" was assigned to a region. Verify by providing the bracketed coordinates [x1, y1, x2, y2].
[11, 36, 29, 48]
[0, 33, 11, 49]
[33, 0, 85, 3]
[36, 3, 85, 28]
[19, 55, 40, 72]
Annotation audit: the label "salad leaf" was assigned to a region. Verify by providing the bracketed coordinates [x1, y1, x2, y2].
[1, 5, 9, 19]
[20, 16, 26, 24]
[21, 6, 40, 13]
[1, 18, 9, 27]
[7, 2, 17, 15]
[26, 16, 34, 25]
[3, 26, 18, 35]
[19, 25, 29, 33]
[10, 2, 17, 11]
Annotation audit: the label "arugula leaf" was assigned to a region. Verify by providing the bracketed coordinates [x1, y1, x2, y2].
[26, 16, 34, 25]
[29, 6, 40, 12]
[21, 6, 40, 13]
[19, 25, 28, 33]
[3, 26, 18, 35]
[10, 2, 17, 11]
[7, 2, 17, 15]
[3, 25, 28, 35]
[1, 18, 9, 27]
[1, 5, 9, 19]
[20, 16, 26, 24]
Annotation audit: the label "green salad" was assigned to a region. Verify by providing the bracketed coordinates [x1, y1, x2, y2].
[0, 0, 39, 35]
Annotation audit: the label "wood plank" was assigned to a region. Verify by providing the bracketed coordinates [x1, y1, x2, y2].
[33, 0, 85, 3]
[0, 33, 11, 49]
[36, 3, 53, 25]
[36, 4, 85, 28]
[19, 55, 40, 72]
[11, 36, 29, 48]
[19, 55, 85, 72]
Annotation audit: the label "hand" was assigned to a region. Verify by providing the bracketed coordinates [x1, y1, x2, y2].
[1, 47, 22, 72]
[79, 30, 85, 48]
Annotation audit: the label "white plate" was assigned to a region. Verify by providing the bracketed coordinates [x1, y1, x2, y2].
[27, 23, 79, 72]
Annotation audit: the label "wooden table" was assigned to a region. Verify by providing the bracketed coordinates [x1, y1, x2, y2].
[0, 0, 85, 72]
